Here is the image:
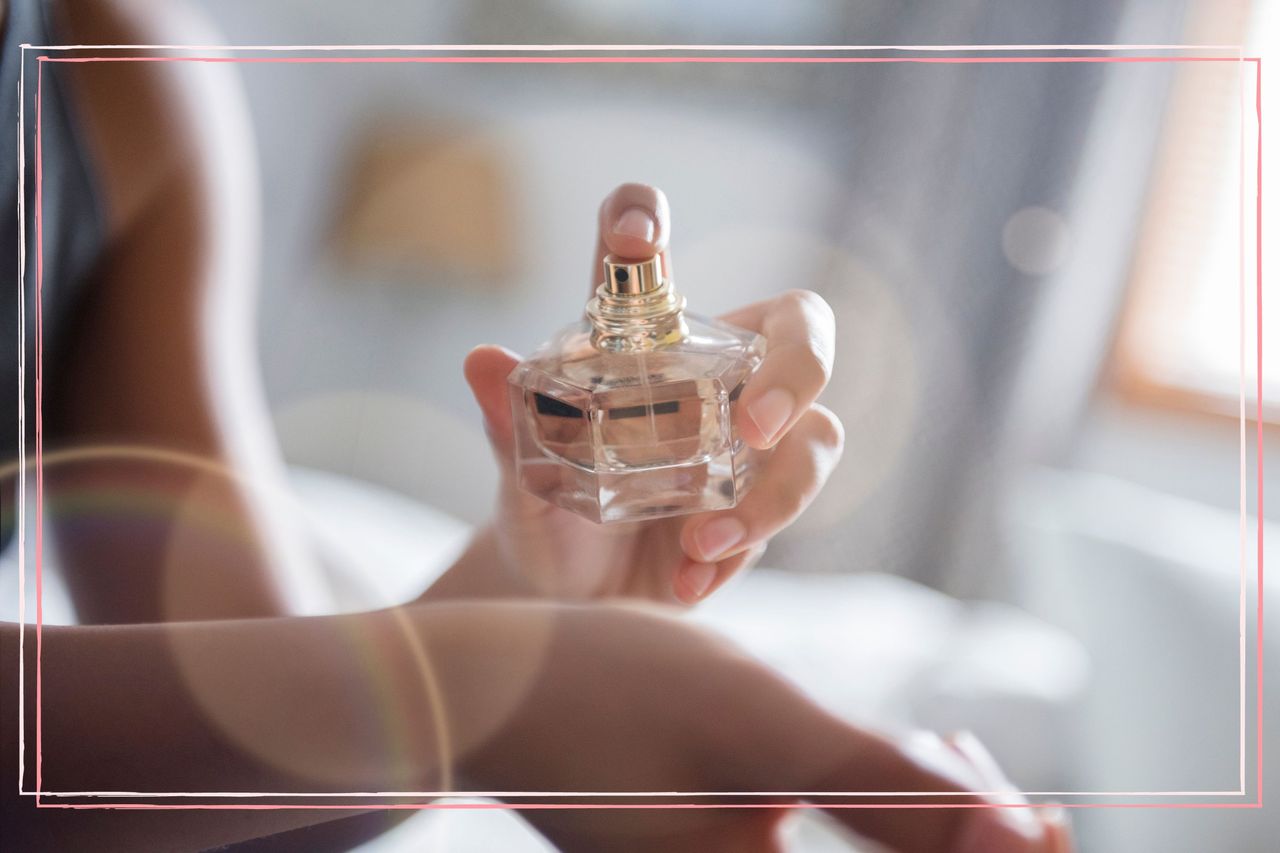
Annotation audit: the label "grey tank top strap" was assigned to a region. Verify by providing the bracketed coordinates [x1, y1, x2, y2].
[1, 0, 108, 548]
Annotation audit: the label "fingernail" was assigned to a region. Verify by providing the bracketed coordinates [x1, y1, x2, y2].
[678, 562, 718, 602]
[1042, 806, 1073, 853]
[945, 730, 1049, 846]
[613, 206, 656, 243]
[902, 731, 985, 790]
[949, 731, 1011, 790]
[956, 811, 1047, 853]
[693, 517, 746, 561]
[1040, 806, 1067, 827]
[747, 388, 795, 445]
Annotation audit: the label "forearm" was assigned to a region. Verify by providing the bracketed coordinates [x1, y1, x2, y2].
[0, 603, 514, 850]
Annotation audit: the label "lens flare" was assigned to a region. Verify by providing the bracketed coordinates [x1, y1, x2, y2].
[1, 443, 508, 792]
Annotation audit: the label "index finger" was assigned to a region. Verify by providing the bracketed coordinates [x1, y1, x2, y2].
[733, 680, 1052, 853]
[796, 727, 1053, 853]
[720, 290, 836, 449]
[587, 183, 672, 296]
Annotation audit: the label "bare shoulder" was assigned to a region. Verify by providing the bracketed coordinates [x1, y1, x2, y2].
[50, 0, 254, 239]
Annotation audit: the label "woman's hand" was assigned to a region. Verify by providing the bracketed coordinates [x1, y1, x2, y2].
[450, 183, 843, 605]
[442, 601, 1071, 853]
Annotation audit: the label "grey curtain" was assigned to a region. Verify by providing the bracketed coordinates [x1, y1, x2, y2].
[753, 2, 1192, 594]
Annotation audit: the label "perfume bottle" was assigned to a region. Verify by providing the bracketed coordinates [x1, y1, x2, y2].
[508, 251, 766, 523]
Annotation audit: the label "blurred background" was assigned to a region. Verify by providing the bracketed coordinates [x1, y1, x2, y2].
[13, 0, 1280, 849]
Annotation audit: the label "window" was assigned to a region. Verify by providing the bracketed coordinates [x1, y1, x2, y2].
[1111, 0, 1273, 422]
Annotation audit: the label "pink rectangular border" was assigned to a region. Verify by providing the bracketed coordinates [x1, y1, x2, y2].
[18, 46, 1264, 812]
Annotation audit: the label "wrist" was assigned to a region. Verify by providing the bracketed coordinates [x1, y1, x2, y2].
[408, 600, 561, 790]
[419, 523, 533, 602]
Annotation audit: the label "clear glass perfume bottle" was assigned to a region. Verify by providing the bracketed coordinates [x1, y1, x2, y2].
[508, 252, 766, 523]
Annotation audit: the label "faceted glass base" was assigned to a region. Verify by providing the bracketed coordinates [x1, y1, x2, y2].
[508, 312, 765, 523]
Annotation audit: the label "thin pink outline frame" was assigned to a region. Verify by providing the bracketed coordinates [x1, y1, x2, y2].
[13, 44, 1265, 812]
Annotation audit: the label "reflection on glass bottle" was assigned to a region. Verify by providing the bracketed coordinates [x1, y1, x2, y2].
[508, 251, 765, 523]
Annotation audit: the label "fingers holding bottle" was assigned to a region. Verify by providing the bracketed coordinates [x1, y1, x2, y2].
[463, 343, 523, 462]
[673, 404, 844, 603]
[719, 289, 837, 450]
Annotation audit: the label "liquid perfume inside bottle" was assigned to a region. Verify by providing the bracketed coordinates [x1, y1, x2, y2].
[508, 251, 766, 523]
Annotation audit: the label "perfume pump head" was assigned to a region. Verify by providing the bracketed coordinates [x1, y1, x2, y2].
[588, 251, 685, 351]
[603, 254, 663, 296]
